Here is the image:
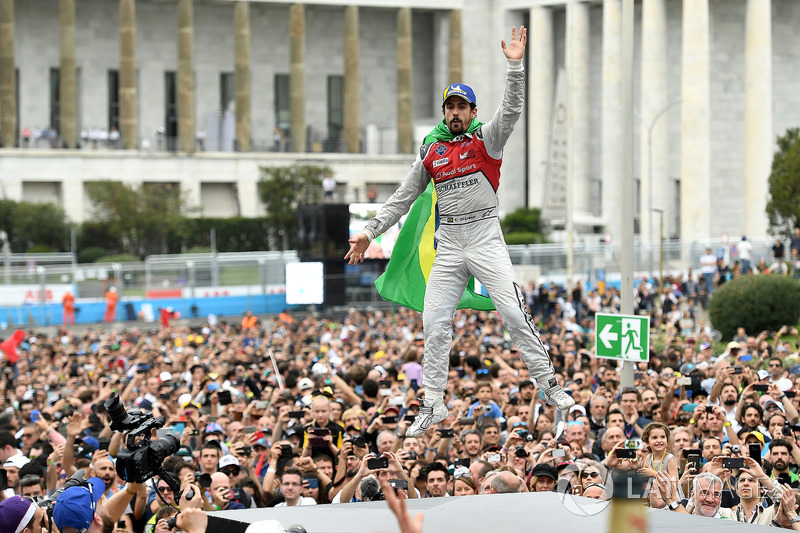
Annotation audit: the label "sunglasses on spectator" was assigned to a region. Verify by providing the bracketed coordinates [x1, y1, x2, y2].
[513, 422, 527, 427]
[157, 485, 172, 492]
[567, 421, 584, 427]
[580, 471, 600, 479]
[222, 467, 241, 477]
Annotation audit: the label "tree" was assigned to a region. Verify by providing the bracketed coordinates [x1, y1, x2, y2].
[501, 206, 546, 244]
[0, 199, 71, 252]
[85, 181, 194, 258]
[257, 164, 328, 249]
[766, 128, 800, 236]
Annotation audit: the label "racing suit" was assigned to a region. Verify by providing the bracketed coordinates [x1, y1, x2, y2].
[363, 59, 557, 393]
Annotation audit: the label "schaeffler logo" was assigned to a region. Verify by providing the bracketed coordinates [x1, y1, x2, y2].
[556, 462, 612, 516]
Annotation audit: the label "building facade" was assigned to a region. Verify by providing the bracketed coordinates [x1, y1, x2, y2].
[0, 0, 798, 247]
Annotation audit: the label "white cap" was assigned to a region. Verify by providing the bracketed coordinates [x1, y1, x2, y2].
[218, 455, 240, 469]
[569, 405, 587, 416]
[298, 377, 314, 391]
[3, 455, 30, 469]
[159, 371, 172, 382]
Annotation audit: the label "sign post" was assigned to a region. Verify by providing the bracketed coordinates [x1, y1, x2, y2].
[595, 313, 650, 362]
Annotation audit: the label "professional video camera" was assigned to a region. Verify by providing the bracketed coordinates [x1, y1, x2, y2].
[104, 394, 180, 484]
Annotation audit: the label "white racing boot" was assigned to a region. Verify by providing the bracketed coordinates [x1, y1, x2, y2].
[405, 399, 449, 437]
[541, 377, 575, 410]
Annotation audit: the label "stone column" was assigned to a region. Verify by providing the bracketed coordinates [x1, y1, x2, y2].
[680, 0, 711, 241]
[289, 4, 305, 153]
[0, 0, 15, 148]
[60, 0, 77, 148]
[448, 9, 462, 85]
[567, 1, 590, 215]
[602, 0, 622, 240]
[743, 0, 772, 238]
[343, 5, 359, 153]
[640, 0, 669, 249]
[397, 7, 413, 154]
[528, 6, 553, 209]
[234, 1, 251, 152]
[119, 0, 136, 149]
[177, 0, 194, 153]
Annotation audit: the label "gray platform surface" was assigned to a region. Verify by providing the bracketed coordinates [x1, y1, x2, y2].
[211, 492, 770, 532]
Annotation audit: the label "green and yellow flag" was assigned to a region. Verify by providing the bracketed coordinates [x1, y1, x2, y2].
[374, 119, 495, 312]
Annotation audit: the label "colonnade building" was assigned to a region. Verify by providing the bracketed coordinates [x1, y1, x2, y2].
[0, 0, 797, 246]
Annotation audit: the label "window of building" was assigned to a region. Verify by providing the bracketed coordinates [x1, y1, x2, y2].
[327, 75, 343, 142]
[49, 68, 60, 134]
[164, 71, 177, 139]
[108, 70, 120, 131]
[274, 74, 290, 137]
[220, 72, 234, 112]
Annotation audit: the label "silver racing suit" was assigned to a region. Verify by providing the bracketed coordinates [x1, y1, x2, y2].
[363, 59, 556, 393]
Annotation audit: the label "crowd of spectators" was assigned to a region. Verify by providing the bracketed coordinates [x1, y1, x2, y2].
[2, 286, 800, 531]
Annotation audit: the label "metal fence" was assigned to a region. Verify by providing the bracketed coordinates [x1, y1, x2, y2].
[0, 234, 781, 303]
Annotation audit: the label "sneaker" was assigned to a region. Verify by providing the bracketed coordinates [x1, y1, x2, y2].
[542, 379, 575, 410]
[405, 400, 449, 437]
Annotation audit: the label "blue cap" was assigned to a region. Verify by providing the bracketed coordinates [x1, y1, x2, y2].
[79, 436, 99, 450]
[53, 477, 105, 532]
[205, 423, 224, 434]
[443, 84, 477, 106]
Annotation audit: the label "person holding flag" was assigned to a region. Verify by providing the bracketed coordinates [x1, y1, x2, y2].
[346, 25, 574, 438]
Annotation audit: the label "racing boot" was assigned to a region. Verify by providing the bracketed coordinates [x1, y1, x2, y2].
[405, 399, 449, 437]
[541, 376, 575, 410]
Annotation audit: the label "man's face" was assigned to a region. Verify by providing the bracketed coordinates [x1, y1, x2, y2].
[744, 407, 762, 429]
[93, 458, 116, 488]
[443, 97, 477, 135]
[565, 423, 584, 443]
[721, 385, 738, 405]
[673, 431, 692, 454]
[693, 478, 722, 517]
[769, 360, 784, 379]
[280, 473, 303, 503]
[402, 437, 421, 455]
[464, 434, 482, 456]
[519, 385, 534, 401]
[377, 433, 395, 453]
[620, 393, 639, 415]
[426, 471, 448, 497]
[702, 439, 721, 462]
[21, 483, 44, 499]
[602, 428, 625, 452]
[771, 446, 791, 471]
[482, 427, 500, 446]
[736, 472, 758, 500]
[641, 391, 658, 412]
[607, 413, 624, 429]
[146, 377, 159, 395]
[200, 449, 220, 471]
[27, 505, 46, 533]
[5, 466, 19, 489]
[590, 399, 607, 420]
[316, 459, 334, 479]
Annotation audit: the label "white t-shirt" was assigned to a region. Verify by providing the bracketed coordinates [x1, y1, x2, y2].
[739, 240, 752, 260]
[700, 252, 717, 274]
[275, 497, 317, 507]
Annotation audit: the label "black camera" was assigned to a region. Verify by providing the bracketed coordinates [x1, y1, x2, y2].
[515, 446, 528, 458]
[104, 394, 180, 483]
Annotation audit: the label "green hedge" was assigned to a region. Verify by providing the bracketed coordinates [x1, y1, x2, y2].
[709, 274, 800, 340]
[504, 232, 546, 245]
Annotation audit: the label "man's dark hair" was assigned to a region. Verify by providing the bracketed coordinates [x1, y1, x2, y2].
[0, 430, 16, 449]
[424, 461, 450, 482]
[202, 441, 222, 455]
[620, 388, 641, 402]
[743, 403, 764, 421]
[281, 466, 303, 482]
[771, 438, 792, 455]
[362, 379, 379, 398]
[605, 409, 624, 423]
[460, 429, 482, 444]
[463, 356, 482, 372]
